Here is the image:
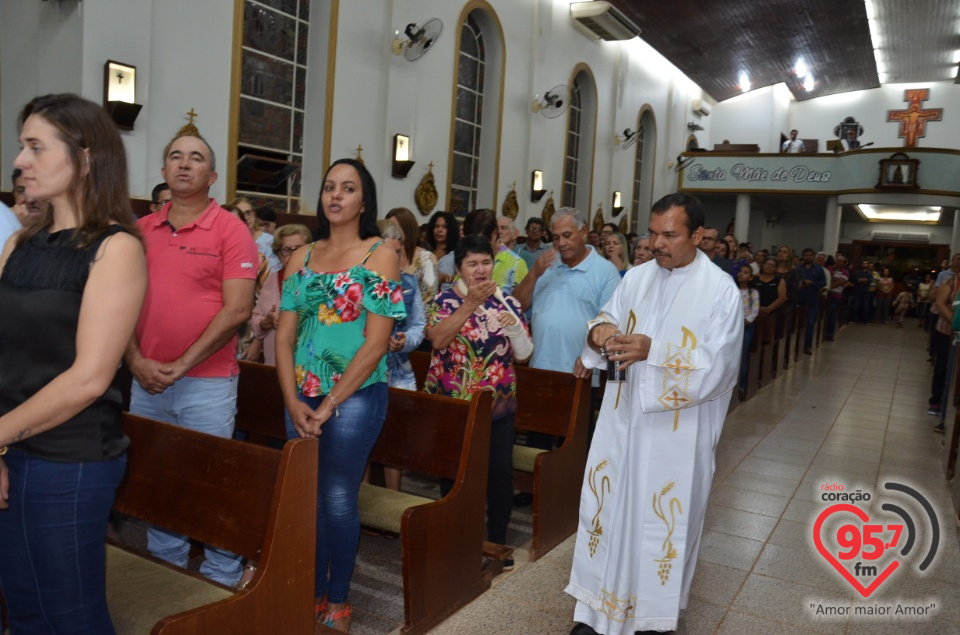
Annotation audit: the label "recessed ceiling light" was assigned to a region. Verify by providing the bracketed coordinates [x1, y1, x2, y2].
[795, 58, 808, 78]
[804, 75, 815, 91]
[739, 71, 750, 92]
[858, 204, 942, 222]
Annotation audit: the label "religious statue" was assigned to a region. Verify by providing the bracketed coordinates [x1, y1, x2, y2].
[414, 162, 439, 216]
[354, 144, 365, 166]
[592, 203, 605, 233]
[542, 191, 556, 228]
[501, 182, 519, 220]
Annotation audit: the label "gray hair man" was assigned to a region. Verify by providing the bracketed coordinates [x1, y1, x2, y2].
[511, 207, 620, 457]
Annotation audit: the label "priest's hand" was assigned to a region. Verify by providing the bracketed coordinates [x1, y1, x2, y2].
[605, 333, 651, 370]
[588, 322, 619, 351]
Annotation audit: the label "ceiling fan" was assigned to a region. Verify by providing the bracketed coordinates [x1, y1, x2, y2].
[392, 18, 444, 62]
[618, 128, 639, 150]
[532, 85, 570, 119]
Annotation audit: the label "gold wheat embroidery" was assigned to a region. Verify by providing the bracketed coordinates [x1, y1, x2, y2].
[587, 460, 611, 557]
[614, 310, 638, 409]
[652, 482, 682, 585]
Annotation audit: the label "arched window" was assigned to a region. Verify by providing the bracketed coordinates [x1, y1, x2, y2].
[234, 0, 309, 213]
[562, 80, 582, 208]
[448, 3, 504, 215]
[450, 14, 485, 213]
[630, 120, 645, 224]
[630, 108, 656, 231]
[561, 66, 596, 216]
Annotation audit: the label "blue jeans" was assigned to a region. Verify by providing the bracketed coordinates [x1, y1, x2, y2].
[285, 383, 388, 603]
[0, 450, 126, 634]
[130, 376, 244, 586]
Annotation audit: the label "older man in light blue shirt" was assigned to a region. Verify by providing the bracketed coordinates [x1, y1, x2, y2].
[512, 207, 620, 460]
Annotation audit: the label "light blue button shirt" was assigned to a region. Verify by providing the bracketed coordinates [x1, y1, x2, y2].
[529, 246, 621, 373]
[0, 202, 20, 247]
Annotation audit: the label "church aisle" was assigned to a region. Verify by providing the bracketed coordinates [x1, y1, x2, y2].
[427, 323, 960, 634]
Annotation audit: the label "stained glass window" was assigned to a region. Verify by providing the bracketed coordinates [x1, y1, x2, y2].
[238, 0, 308, 213]
[562, 80, 582, 208]
[450, 14, 485, 215]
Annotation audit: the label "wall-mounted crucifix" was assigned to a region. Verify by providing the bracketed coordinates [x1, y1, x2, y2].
[886, 89, 942, 148]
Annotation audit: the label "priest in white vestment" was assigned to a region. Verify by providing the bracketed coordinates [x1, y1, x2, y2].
[566, 193, 742, 635]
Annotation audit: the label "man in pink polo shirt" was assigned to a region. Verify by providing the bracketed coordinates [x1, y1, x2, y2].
[124, 133, 258, 586]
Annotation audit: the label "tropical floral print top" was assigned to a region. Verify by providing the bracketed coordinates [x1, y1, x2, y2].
[280, 241, 406, 397]
[423, 288, 527, 420]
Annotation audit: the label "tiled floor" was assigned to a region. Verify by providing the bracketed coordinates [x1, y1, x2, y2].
[427, 323, 960, 634]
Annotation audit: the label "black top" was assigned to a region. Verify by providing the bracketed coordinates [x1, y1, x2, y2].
[0, 226, 130, 462]
[754, 274, 782, 307]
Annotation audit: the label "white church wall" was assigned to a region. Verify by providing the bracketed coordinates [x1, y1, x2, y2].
[142, 0, 235, 203]
[80, 0, 154, 201]
[0, 0, 235, 203]
[315, 0, 709, 227]
[0, 0, 83, 182]
[709, 85, 787, 153]
[788, 81, 960, 151]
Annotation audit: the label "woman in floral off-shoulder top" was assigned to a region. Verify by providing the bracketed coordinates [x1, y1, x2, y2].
[275, 158, 405, 632]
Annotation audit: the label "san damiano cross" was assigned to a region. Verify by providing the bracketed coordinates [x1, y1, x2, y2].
[886, 89, 942, 148]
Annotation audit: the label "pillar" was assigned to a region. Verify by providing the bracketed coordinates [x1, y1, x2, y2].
[952, 210, 960, 256]
[734, 194, 750, 243]
[823, 195, 841, 255]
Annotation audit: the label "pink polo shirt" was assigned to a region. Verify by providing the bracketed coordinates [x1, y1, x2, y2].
[136, 199, 259, 378]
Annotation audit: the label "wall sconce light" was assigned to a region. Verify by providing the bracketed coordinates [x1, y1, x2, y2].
[392, 134, 415, 178]
[103, 60, 142, 131]
[531, 170, 547, 202]
[612, 191, 624, 216]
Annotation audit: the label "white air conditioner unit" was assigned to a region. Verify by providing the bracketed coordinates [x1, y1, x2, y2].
[692, 99, 711, 117]
[870, 231, 930, 243]
[570, 1, 641, 41]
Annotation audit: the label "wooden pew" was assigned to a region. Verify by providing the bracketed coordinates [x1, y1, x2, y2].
[234, 361, 495, 635]
[409, 351, 591, 561]
[362, 389, 494, 634]
[757, 312, 776, 389]
[107, 413, 317, 635]
[742, 315, 763, 401]
[510, 365, 590, 560]
[792, 305, 806, 361]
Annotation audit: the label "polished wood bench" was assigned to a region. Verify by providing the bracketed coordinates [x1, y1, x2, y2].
[361, 388, 494, 634]
[409, 350, 590, 561]
[742, 314, 763, 401]
[106, 413, 318, 635]
[757, 312, 776, 389]
[235, 361, 495, 635]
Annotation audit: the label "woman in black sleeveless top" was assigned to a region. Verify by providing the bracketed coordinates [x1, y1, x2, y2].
[0, 94, 147, 634]
[755, 257, 787, 315]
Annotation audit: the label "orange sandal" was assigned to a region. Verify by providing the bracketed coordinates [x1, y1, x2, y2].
[322, 602, 352, 631]
[314, 598, 327, 621]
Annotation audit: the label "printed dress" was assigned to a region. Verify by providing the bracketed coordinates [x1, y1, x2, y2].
[280, 241, 406, 397]
[423, 288, 527, 420]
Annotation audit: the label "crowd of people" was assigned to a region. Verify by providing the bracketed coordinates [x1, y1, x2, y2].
[696, 229, 951, 424]
[1, 92, 953, 635]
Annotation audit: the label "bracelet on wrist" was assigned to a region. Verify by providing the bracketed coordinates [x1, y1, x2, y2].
[326, 394, 340, 417]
